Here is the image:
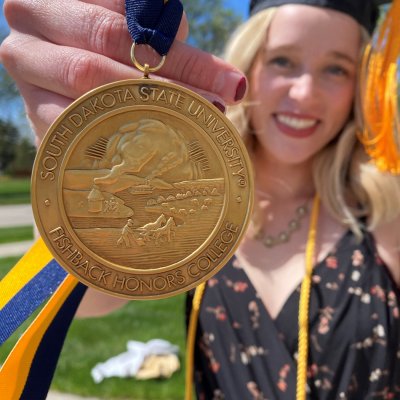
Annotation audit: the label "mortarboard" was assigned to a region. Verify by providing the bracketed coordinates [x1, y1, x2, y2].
[249, 0, 390, 34]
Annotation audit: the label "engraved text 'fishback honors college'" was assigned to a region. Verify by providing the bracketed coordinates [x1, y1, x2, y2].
[32, 79, 253, 299]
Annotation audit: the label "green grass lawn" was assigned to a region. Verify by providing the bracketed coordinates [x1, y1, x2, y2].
[0, 257, 187, 400]
[0, 176, 31, 205]
[0, 225, 33, 244]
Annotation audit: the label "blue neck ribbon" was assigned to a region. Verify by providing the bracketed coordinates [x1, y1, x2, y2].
[125, 0, 183, 56]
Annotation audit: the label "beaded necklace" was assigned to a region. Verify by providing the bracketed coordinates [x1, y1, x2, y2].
[254, 203, 309, 247]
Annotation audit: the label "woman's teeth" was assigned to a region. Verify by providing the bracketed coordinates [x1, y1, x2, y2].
[276, 114, 318, 129]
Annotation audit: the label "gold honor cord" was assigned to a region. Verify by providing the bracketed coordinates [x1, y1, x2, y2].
[296, 194, 320, 400]
[185, 195, 320, 400]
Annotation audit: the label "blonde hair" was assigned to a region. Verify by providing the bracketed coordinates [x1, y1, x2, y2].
[224, 8, 400, 236]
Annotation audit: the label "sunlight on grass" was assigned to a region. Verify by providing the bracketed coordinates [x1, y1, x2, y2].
[0, 176, 31, 205]
[53, 295, 187, 399]
[0, 225, 33, 244]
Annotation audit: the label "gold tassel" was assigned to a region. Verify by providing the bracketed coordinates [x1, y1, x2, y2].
[359, 0, 400, 174]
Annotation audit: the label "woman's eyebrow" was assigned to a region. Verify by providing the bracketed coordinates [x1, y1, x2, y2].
[329, 51, 357, 64]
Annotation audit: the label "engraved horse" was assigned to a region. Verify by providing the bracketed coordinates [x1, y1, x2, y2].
[152, 217, 176, 245]
[137, 214, 167, 241]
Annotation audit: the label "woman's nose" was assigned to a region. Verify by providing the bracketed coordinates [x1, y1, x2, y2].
[288, 73, 319, 104]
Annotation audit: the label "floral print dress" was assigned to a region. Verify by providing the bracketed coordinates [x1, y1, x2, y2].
[191, 230, 400, 399]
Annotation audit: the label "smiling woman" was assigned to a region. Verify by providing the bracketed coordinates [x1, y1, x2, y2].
[0, 0, 399, 399]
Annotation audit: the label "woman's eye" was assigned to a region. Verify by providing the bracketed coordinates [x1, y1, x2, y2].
[325, 65, 349, 77]
[269, 57, 293, 68]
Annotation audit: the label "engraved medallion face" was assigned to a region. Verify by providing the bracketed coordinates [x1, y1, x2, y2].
[32, 79, 253, 299]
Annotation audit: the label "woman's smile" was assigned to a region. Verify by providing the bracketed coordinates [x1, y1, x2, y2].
[274, 112, 320, 138]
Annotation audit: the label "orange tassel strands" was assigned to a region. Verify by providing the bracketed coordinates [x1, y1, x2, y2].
[359, 0, 400, 175]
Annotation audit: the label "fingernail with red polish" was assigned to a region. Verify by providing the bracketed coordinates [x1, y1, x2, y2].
[213, 101, 226, 113]
[235, 77, 247, 101]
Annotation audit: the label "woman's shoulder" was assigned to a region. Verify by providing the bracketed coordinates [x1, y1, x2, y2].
[372, 216, 400, 286]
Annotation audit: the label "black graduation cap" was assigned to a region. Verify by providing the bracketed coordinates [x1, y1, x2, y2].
[249, 0, 391, 33]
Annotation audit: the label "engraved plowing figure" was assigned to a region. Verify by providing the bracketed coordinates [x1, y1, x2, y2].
[117, 218, 144, 248]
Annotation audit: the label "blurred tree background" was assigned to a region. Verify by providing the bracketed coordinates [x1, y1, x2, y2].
[185, 0, 242, 54]
[0, 23, 36, 178]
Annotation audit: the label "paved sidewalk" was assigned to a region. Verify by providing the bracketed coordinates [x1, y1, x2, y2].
[0, 240, 34, 258]
[0, 204, 35, 257]
[0, 204, 34, 228]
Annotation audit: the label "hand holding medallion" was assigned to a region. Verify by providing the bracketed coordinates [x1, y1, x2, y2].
[0, 0, 247, 143]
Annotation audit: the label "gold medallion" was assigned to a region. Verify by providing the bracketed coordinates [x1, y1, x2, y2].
[32, 78, 253, 299]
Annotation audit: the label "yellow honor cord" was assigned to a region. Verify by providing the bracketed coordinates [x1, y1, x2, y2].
[296, 194, 320, 400]
[185, 195, 320, 400]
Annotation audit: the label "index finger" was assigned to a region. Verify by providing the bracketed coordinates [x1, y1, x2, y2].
[5, 0, 245, 103]
[79, 0, 189, 41]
